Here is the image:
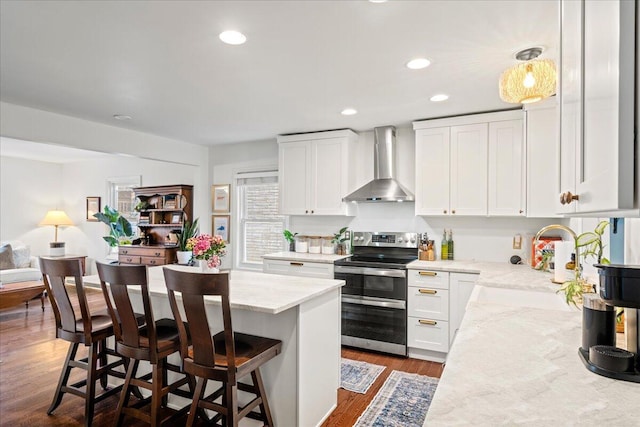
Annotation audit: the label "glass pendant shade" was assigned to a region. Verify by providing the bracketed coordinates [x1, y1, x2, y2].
[499, 59, 557, 104]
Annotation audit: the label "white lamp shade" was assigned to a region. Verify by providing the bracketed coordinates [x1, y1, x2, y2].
[39, 210, 74, 227]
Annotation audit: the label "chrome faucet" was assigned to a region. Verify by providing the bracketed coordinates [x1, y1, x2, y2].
[533, 224, 579, 273]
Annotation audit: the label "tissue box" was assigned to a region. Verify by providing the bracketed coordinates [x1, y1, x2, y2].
[531, 237, 562, 269]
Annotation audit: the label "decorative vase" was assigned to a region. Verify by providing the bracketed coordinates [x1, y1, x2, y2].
[199, 260, 219, 273]
[176, 251, 192, 265]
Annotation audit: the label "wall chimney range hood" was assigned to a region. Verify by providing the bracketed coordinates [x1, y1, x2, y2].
[343, 126, 414, 203]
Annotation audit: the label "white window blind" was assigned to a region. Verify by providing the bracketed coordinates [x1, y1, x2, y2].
[236, 171, 285, 269]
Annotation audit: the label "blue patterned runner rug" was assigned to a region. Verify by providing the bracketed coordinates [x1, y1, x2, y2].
[353, 370, 439, 427]
[340, 358, 386, 394]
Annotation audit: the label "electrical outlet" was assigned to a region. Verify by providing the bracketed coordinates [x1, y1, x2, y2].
[513, 234, 522, 250]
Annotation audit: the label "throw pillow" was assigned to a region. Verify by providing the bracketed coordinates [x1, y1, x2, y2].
[12, 245, 31, 268]
[0, 244, 17, 270]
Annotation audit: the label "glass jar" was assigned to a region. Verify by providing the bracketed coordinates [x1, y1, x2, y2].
[321, 236, 335, 254]
[294, 235, 308, 253]
[308, 236, 321, 254]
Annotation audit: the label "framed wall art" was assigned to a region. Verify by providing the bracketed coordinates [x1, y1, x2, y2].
[212, 184, 230, 213]
[86, 196, 101, 221]
[212, 215, 230, 243]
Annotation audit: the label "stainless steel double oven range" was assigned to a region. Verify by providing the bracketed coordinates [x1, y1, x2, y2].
[334, 231, 418, 356]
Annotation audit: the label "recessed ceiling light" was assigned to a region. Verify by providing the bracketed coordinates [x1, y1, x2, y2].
[113, 114, 132, 121]
[341, 108, 358, 116]
[430, 94, 449, 102]
[219, 30, 247, 45]
[406, 58, 431, 70]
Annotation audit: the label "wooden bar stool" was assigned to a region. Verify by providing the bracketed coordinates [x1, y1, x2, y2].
[163, 268, 282, 427]
[39, 257, 129, 427]
[96, 261, 194, 427]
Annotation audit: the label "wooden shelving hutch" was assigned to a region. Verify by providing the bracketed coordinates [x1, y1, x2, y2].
[118, 184, 193, 266]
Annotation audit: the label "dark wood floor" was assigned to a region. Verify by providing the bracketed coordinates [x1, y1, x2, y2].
[0, 287, 442, 427]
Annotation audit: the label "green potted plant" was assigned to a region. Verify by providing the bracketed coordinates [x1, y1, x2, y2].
[332, 227, 349, 255]
[93, 205, 134, 248]
[176, 218, 199, 265]
[558, 220, 610, 307]
[283, 229, 298, 252]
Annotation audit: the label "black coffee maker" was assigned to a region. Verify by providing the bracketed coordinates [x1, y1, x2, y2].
[579, 264, 640, 383]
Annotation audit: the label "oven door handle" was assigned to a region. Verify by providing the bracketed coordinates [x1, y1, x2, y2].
[334, 265, 406, 278]
[342, 295, 406, 310]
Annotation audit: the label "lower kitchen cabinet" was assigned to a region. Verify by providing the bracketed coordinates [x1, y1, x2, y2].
[262, 258, 334, 279]
[407, 268, 478, 362]
[449, 272, 478, 343]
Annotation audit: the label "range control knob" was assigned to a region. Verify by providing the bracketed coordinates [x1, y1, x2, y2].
[410, 236, 416, 244]
[398, 237, 404, 243]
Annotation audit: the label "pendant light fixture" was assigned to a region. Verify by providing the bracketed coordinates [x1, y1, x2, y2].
[499, 47, 556, 104]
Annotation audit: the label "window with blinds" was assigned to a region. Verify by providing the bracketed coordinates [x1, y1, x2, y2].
[236, 171, 286, 269]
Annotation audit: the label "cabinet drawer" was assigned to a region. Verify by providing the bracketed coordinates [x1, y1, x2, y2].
[408, 317, 449, 353]
[408, 287, 449, 320]
[262, 259, 334, 279]
[119, 256, 141, 264]
[141, 256, 166, 266]
[119, 247, 166, 257]
[408, 270, 449, 289]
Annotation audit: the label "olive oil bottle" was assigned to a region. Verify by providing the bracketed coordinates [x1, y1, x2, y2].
[441, 229, 448, 260]
[447, 229, 454, 260]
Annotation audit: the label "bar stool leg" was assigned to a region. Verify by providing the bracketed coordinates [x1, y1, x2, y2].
[253, 369, 274, 426]
[186, 377, 206, 427]
[48, 342, 79, 414]
[115, 359, 138, 427]
[84, 341, 100, 427]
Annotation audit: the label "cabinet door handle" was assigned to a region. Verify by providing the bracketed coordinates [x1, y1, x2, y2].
[560, 191, 580, 205]
[452, 210, 456, 214]
[290, 262, 304, 267]
[443, 209, 447, 214]
[419, 319, 438, 326]
[311, 210, 314, 214]
[418, 289, 437, 295]
[418, 271, 437, 276]
[305, 210, 309, 214]
[519, 209, 524, 214]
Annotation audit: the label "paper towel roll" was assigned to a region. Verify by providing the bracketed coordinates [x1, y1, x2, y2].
[554, 241, 572, 283]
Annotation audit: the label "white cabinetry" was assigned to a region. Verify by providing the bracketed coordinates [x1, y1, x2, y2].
[278, 129, 357, 215]
[414, 111, 524, 217]
[449, 272, 478, 344]
[559, 0, 637, 215]
[407, 270, 450, 361]
[488, 120, 525, 216]
[525, 100, 561, 218]
[263, 258, 334, 279]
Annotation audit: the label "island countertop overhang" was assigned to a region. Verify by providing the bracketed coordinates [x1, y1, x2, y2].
[83, 265, 345, 315]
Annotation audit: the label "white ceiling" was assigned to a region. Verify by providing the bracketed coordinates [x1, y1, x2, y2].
[0, 0, 559, 147]
[0, 136, 110, 163]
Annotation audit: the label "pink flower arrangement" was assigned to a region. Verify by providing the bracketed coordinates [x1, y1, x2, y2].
[186, 234, 226, 268]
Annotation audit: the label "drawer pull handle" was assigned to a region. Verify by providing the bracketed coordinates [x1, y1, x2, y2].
[418, 271, 437, 276]
[419, 319, 437, 326]
[122, 250, 128, 254]
[154, 252, 161, 256]
[290, 262, 304, 267]
[418, 289, 437, 295]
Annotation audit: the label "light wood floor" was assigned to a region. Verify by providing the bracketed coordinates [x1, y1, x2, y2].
[0, 287, 442, 426]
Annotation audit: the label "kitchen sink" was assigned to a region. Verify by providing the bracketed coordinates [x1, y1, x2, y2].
[468, 285, 576, 312]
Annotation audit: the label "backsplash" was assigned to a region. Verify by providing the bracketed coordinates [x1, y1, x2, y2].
[289, 202, 563, 264]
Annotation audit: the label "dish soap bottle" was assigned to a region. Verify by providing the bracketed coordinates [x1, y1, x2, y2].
[441, 229, 448, 260]
[447, 229, 454, 260]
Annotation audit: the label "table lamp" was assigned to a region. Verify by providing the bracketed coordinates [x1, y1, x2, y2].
[39, 210, 74, 256]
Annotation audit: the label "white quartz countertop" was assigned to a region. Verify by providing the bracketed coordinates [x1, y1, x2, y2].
[424, 300, 640, 425]
[262, 251, 350, 264]
[83, 266, 344, 315]
[408, 260, 559, 293]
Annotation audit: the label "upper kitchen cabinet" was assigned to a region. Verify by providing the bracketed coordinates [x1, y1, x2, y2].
[525, 99, 561, 218]
[278, 129, 357, 215]
[414, 111, 524, 217]
[558, 0, 638, 216]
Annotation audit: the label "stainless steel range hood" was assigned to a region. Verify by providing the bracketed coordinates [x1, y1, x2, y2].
[343, 126, 414, 202]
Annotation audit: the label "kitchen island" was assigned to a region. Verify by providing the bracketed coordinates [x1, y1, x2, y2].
[83, 266, 344, 427]
[420, 262, 640, 425]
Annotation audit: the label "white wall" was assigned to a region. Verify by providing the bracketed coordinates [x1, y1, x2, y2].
[0, 156, 64, 256]
[210, 139, 279, 269]
[625, 218, 640, 264]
